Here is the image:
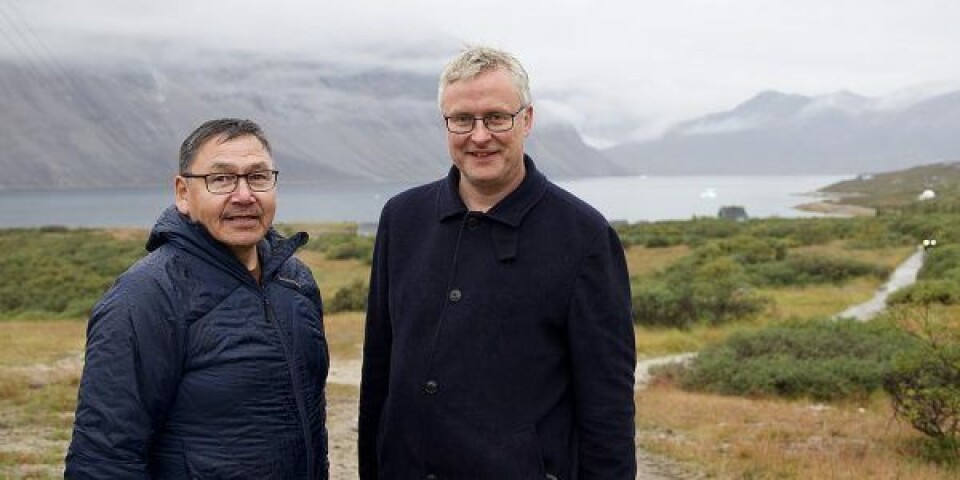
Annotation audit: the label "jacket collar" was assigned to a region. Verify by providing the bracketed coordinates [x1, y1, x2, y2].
[146, 205, 306, 284]
[435, 155, 547, 262]
[435, 154, 547, 228]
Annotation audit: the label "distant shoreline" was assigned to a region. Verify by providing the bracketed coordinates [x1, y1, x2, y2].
[793, 201, 876, 217]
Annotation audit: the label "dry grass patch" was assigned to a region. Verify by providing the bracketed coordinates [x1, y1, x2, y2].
[0, 321, 84, 476]
[790, 243, 914, 269]
[325, 312, 365, 360]
[0, 321, 86, 367]
[635, 323, 747, 358]
[297, 251, 369, 296]
[625, 245, 691, 276]
[759, 277, 882, 321]
[636, 384, 957, 479]
[103, 228, 148, 242]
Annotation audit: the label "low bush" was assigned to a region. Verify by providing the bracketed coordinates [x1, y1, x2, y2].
[303, 233, 374, 263]
[884, 310, 960, 462]
[888, 280, 960, 306]
[326, 280, 368, 313]
[918, 244, 960, 281]
[749, 254, 890, 286]
[632, 257, 769, 328]
[0, 229, 145, 318]
[676, 318, 921, 401]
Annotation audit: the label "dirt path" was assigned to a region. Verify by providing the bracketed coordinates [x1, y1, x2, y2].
[834, 248, 925, 321]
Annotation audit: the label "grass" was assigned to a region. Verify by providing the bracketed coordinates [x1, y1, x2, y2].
[635, 385, 957, 479]
[324, 311, 365, 360]
[298, 251, 370, 298]
[0, 321, 86, 367]
[1, 225, 955, 478]
[624, 244, 691, 276]
[0, 320, 81, 478]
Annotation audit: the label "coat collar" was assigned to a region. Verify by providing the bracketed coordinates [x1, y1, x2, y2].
[435, 155, 547, 261]
[146, 205, 306, 284]
[435, 154, 547, 227]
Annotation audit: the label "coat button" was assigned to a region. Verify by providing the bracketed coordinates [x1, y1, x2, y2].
[466, 216, 480, 230]
[425, 475, 438, 480]
[448, 289, 462, 302]
[424, 380, 438, 395]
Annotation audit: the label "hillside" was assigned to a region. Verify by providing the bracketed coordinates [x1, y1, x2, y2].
[0, 49, 624, 189]
[606, 90, 960, 175]
[818, 162, 960, 209]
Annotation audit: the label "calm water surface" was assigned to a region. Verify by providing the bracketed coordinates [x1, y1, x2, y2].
[0, 175, 849, 228]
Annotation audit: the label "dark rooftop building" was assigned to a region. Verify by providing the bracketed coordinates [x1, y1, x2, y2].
[718, 205, 748, 221]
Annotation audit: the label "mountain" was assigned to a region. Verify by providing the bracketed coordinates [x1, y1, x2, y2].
[606, 89, 960, 174]
[0, 50, 624, 189]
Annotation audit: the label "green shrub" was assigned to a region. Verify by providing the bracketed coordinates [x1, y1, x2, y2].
[677, 319, 921, 401]
[631, 282, 690, 328]
[326, 280, 368, 313]
[0, 229, 145, 318]
[694, 236, 787, 264]
[303, 233, 374, 263]
[888, 280, 960, 306]
[918, 244, 960, 281]
[749, 254, 889, 286]
[632, 257, 769, 328]
[883, 309, 960, 464]
[885, 344, 960, 441]
[325, 238, 374, 262]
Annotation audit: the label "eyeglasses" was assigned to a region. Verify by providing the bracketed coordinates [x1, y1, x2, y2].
[181, 170, 279, 194]
[443, 105, 528, 134]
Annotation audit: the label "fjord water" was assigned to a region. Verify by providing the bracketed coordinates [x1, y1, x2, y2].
[0, 175, 849, 228]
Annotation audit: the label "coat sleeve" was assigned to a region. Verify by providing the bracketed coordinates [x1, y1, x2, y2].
[65, 273, 183, 479]
[357, 208, 393, 480]
[567, 225, 637, 478]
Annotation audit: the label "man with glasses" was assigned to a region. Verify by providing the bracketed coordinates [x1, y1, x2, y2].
[359, 47, 637, 478]
[66, 118, 329, 478]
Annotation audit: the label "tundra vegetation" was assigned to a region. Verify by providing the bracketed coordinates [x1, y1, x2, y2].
[1, 165, 959, 478]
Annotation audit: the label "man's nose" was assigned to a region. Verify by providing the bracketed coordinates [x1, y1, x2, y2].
[469, 119, 493, 141]
[230, 178, 257, 202]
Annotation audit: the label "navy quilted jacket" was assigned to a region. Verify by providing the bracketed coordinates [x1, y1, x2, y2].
[66, 206, 329, 479]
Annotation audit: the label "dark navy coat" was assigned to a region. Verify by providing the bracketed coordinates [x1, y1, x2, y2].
[359, 157, 636, 479]
[66, 206, 329, 479]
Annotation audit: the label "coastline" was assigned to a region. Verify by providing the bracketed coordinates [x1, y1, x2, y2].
[794, 201, 876, 217]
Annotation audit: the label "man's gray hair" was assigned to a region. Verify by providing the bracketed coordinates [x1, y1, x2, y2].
[178, 118, 271, 174]
[438, 46, 531, 108]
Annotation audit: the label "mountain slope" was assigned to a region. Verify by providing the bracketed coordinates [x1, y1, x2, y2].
[606, 90, 960, 175]
[0, 52, 624, 189]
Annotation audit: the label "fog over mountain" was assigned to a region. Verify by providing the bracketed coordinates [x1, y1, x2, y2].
[4, 33, 960, 189]
[0, 41, 624, 189]
[606, 89, 960, 175]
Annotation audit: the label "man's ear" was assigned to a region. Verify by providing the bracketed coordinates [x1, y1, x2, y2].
[522, 104, 534, 137]
[174, 176, 190, 216]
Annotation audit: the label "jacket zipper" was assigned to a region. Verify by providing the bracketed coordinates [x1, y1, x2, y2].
[263, 295, 316, 478]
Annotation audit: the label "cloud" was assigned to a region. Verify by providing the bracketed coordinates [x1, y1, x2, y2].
[4, 0, 960, 145]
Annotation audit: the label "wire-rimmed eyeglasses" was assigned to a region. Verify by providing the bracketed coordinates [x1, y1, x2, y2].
[181, 170, 279, 194]
[443, 105, 528, 134]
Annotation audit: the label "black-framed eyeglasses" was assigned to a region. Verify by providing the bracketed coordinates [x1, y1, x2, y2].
[443, 105, 528, 134]
[181, 170, 279, 194]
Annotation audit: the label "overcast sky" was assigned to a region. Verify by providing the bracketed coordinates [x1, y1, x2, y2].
[4, 0, 959, 146]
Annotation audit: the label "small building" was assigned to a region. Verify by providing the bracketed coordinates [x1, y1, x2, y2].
[918, 189, 936, 200]
[718, 205, 748, 221]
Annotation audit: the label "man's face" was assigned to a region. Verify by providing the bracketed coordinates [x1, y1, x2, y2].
[175, 134, 276, 265]
[441, 68, 533, 197]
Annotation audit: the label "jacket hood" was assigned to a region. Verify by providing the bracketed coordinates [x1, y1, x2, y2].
[146, 205, 307, 282]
